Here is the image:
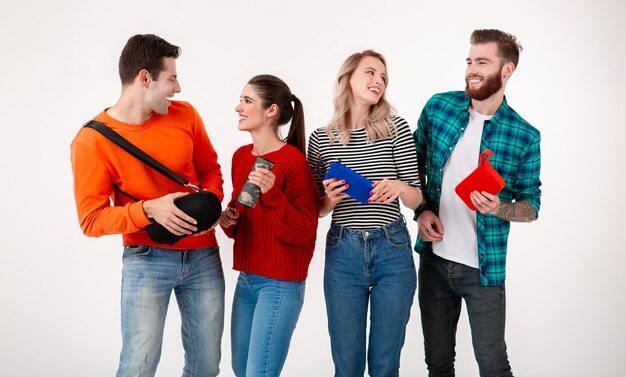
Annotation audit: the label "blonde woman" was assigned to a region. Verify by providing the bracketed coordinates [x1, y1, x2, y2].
[307, 51, 422, 376]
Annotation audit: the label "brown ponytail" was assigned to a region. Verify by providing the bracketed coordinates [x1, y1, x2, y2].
[247, 74, 307, 156]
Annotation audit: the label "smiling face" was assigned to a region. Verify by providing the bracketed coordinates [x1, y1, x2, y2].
[235, 84, 275, 132]
[144, 57, 181, 115]
[464, 42, 505, 101]
[348, 56, 387, 107]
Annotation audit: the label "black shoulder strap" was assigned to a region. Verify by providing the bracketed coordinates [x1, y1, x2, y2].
[84, 120, 198, 191]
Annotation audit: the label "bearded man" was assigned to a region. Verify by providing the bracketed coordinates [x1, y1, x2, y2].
[412, 29, 542, 377]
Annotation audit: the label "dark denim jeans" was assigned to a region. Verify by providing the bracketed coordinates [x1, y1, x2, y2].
[325, 217, 416, 377]
[418, 252, 513, 377]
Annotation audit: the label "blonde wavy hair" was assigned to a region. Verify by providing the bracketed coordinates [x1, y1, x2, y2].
[326, 50, 396, 144]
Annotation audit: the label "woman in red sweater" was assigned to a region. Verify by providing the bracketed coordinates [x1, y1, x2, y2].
[219, 74, 320, 377]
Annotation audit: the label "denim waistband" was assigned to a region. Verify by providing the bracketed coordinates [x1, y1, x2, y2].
[123, 245, 219, 253]
[330, 216, 407, 240]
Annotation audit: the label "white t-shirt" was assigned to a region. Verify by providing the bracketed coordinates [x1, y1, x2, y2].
[433, 107, 492, 268]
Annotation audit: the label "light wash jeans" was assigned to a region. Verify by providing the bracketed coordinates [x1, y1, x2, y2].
[231, 272, 305, 377]
[418, 252, 513, 377]
[324, 216, 416, 377]
[116, 245, 225, 377]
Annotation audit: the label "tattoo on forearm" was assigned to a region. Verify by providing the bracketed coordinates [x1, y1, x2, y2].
[496, 201, 536, 222]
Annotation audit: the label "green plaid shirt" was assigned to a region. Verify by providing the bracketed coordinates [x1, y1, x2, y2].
[413, 91, 541, 286]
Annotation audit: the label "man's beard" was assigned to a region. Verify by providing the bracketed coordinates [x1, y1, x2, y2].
[465, 71, 502, 100]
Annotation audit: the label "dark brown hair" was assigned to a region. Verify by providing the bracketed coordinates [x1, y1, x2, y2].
[470, 29, 523, 67]
[248, 74, 306, 156]
[118, 34, 181, 85]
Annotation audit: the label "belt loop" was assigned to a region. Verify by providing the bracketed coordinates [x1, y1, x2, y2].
[383, 221, 390, 238]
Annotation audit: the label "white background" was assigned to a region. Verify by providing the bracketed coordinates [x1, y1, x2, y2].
[1, 0, 625, 376]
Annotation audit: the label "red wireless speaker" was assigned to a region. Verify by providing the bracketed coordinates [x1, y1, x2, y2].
[455, 149, 505, 211]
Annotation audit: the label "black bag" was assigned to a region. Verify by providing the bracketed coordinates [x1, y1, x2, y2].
[146, 191, 222, 244]
[84, 120, 222, 245]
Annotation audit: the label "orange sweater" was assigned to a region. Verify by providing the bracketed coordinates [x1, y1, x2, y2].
[71, 101, 224, 249]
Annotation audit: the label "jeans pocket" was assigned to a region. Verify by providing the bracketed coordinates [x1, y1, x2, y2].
[385, 226, 411, 248]
[123, 245, 152, 258]
[326, 228, 340, 248]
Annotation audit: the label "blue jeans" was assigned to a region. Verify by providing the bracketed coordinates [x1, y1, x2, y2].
[324, 217, 416, 377]
[418, 252, 513, 377]
[231, 272, 305, 377]
[116, 245, 225, 377]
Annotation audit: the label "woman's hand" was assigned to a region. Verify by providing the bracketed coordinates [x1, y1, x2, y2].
[319, 178, 349, 217]
[369, 179, 404, 203]
[248, 168, 275, 194]
[323, 178, 349, 204]
[219, 207, 239, 228]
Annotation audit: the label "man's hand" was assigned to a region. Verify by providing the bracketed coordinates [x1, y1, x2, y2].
[418, 210, 444, 242]
[192, 219, 220, 237]
[471, 191, 536, 222]
[143, 192, 197, 236]
[470, 191, 501, 215]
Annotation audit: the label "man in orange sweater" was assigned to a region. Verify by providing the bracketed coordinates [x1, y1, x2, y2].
[70, 34, 224, 377]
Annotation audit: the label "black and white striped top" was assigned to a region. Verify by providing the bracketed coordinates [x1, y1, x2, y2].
[307, 116, 420, 230]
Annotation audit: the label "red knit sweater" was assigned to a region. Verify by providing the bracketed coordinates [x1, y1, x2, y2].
[222, 144, 320, 281]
